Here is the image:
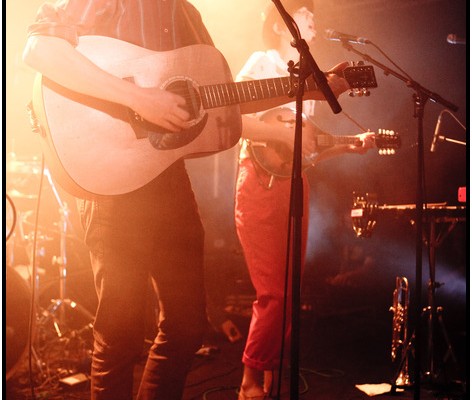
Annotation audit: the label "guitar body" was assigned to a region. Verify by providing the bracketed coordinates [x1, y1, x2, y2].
[33, 36, 241, 198]
[248, 107, 400, 178]
[248, 108, 313, 178]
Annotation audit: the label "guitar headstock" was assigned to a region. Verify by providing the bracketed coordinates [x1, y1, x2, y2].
[342, 61, 377, 97]
[375, 129, 401, 155]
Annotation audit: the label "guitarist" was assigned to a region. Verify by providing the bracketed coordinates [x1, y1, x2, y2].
[234, 1, 375, 399]
[23, 1, 352, 399]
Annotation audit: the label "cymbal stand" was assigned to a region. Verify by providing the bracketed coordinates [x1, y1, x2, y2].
[5, 208, 47, 379]
[34, 169, 94, 378]
[38, 202, 95, 334]
[39, 168, 94, 328]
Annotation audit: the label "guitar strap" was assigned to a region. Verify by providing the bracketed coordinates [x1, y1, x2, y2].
[245, 141, 278, 190]
[251, 157, 276, 190]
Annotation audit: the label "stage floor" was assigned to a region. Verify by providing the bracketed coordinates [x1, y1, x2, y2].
[5, 297, 467, 400]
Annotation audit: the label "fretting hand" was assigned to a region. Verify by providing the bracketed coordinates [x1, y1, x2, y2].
[325, 61, 352, 98]
[348, 131, 376, 154]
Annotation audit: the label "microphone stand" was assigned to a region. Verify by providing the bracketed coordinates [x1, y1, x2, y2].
[436, 136, 466, 147]
[271, 2, 342, 399]
[338, 41, 458, 400]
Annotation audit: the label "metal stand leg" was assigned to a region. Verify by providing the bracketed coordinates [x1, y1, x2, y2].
[37, 202, 94, 329]
[423, 218, 461, 384]
[32, 170, 94, 380]
[391, 217, 464, 394]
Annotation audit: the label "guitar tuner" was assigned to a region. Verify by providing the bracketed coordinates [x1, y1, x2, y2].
[375, 129, 401, 155]
[350, 60, 365, 66]
[378, 148, 396, 155]
[349, 88, 371, 97]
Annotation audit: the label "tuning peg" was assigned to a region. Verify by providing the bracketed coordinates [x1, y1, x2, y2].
[349, 89, 365, 97]
[378, 148, 396, 155]
[349, 88, 371, 97]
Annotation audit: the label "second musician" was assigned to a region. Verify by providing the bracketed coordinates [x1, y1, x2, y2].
[234, 1, 375, 398]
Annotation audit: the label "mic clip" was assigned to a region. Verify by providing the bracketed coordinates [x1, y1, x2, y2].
[286, 60, 300, 98]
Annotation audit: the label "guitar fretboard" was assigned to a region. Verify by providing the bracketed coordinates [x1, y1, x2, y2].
[199, 77, 316, 110]
[317, 135, 361, 147]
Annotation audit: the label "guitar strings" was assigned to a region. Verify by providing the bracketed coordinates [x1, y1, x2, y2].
[165, 78, 374, 113]
[162, 77, 304, 109]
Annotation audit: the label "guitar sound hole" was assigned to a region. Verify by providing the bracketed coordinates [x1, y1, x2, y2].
[166, 79, 202, 121]
[146, 78, 207, 150]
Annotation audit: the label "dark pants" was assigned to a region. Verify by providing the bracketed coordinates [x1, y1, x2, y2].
[78, 161, 207, 400]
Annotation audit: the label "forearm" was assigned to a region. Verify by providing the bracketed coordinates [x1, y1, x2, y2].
[23, 35, 138, 109]
[23, 35, 189, 131]
[313, 145, 352, 164]
[241, 115, 292, 144]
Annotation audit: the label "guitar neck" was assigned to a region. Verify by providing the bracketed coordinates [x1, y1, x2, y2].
[317, 135, 362, 148]
[317, 131, 400, 152]
[199, 76, 316, 110]
[199, 63, 376, 111]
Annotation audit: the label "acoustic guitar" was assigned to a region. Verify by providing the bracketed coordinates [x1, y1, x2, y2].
[247, 107, 400, 178]
[33, 35, 378, 197]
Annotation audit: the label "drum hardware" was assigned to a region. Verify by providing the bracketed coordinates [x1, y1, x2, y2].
[37, 168, 94, 329]
[32, 172, 94, 377]
[5, 265, 47, 382]
[352, 193, 465, 389]
[6, 153, 43, 175]
[7, 188, 39, 200]
[6, 153, 42, 204]
[6, 267, 34, 381]
[5, 165, 94, 384]
[6, 194, 17, 242]
[7, 209, 53, 279]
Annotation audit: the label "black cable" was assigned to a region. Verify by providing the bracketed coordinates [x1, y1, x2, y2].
[27, 153, 46, 400]
[6, 194, 17, 242]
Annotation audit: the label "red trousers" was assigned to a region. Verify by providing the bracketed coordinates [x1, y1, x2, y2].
[234, 158, 309, 371]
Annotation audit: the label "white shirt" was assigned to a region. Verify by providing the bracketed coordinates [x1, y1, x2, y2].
[236, 49, 316, 159]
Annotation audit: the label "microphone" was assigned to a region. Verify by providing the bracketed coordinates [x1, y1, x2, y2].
[447, 34, 466, 45]
[430, 114, 442, 152]
[324, 29, 370, 45]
